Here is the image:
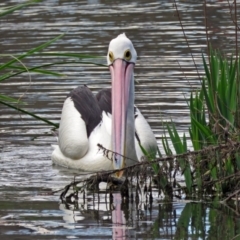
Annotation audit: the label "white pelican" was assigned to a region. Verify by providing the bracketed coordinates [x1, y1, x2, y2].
[52, 33, 157, 173]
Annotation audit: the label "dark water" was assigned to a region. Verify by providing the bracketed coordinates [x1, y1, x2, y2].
[1, 0, 240, 239]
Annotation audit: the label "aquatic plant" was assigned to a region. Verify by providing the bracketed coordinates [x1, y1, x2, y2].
[0, 0, 41, 18]
[156, 0, 240, 200]
[162, 50, 240, 198]
[0, 0, 103, 127]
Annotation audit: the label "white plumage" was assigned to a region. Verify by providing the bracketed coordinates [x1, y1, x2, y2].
[52, 34, 157, 173]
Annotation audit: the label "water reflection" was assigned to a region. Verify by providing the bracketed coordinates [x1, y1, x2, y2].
[59, 190, 240, 239]
[112, 193, 128, 240]
[59, 191, 158, 239]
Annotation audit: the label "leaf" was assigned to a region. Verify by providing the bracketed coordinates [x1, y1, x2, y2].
[0, 60, 106, 82]
[162, 135, 172, 156]
[191, 117, 216, 144]
[6, 65, 65, 77]
[166, 123, 192, 192]
[0, 100, 58, 128]
[39, 52, 101, 59]
[0, 94, 24, 103]
[0, 33, 65, 71]
[139, 143, 159, 174]
[0, 0, 41, 18]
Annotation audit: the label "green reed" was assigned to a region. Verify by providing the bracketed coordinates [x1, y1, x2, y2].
[161, 50, 240, 197]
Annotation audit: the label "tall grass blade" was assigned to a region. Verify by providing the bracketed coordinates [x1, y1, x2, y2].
[139, 144, 159, 174]
[0, 0, 41, 18]
[166, 123, 192, 193]
[0, 100, 58, 128]
[6, 65, 65, 77]
[39, 52, 101, 59]
[0, 60, 106, 82]
[0, 94, 23, 103]
[0, 33, 65, 71]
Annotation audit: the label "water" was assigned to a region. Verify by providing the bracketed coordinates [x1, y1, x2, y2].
[1, 0, 240, 239]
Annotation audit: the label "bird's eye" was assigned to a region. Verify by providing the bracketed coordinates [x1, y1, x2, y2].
[109, 51, 114, 63]
[124, 49, 132, 61]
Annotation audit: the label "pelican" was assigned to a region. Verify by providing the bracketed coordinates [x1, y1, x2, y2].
[52, 33, 157, 173]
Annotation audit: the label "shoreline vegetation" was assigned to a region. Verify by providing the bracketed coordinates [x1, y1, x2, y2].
[1, 1, 240, 204]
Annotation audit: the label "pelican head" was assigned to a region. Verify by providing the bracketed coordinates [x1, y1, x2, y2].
[107, 33, 137, 174]
[107, 33, 137, 65]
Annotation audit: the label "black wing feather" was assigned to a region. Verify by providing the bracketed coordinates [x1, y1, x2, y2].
[68, 86, 102, 137]
[96, 88, 112, 114]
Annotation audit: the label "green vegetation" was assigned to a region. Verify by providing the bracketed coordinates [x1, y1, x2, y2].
[0, 0, 103, 128]
[160, 50, 240, 199]
[150, 0, 240, 201]
[0, 0, 41, 18]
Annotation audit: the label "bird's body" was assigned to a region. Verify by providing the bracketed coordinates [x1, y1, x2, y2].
[52, 34, 157, 172]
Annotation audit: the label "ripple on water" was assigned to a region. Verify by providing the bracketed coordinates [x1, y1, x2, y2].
[0, 0, 238, 239]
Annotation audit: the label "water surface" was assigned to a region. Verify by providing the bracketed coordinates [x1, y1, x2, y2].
[0, 0, 240, 239]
